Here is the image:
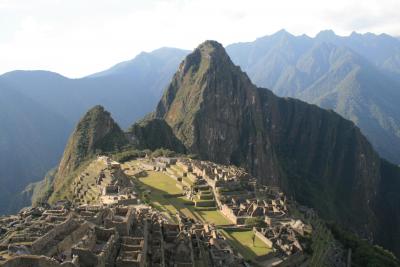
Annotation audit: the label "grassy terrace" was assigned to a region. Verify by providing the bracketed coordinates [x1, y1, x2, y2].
[308, 219, 334, 266]
[170, 164, 195, 186]
[221, 229, 272, 260]
[136, 170, 231, 225]
[125, 160, 274, 263]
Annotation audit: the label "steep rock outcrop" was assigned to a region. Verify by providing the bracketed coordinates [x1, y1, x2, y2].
[376, 160, 400, 256]
[57, 105, 128, 179]
[152, 41, 384, 244]
[127, 118, 186, 152]
[31, 106, 129, 204]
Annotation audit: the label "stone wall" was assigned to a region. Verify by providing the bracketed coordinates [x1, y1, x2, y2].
[46, 222, 90, 257]
[253, 228, 273, 248]
[194, 200, 215, 207]
[118, 198, 138, 206]
[276, 252, 306, 267]
[220, 203, 261, 225]
[104, 207, 135, 236]
[176, 161, 192, 173]
[31, 216, 79, 254]
[71, 228, 118, 267]
[2, 255, 77, 267]
[220, 205, 239, 224]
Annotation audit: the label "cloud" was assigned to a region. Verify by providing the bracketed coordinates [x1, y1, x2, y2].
[0, 0, 399, 77]
[320, 0, 400, 33]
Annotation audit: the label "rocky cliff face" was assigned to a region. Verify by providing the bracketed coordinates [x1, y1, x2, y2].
[51, 105, 128, 199]
[127, 118, 186, 152]
[226, 31, 400, 165]
[376, 160, 400, 256]
[150, 41, 392, 247]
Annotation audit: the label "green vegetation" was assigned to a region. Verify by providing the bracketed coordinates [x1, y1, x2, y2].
[47, 105, 129, 204]
[140, 171, 182, 194]
[195, 209, 230, 225]
[155, 42, 221, 147]
[221, 229, 272, 260]
[30, 168, 57, 206]
[136, 170, 231, 225]
[14, 168, 58, 211]
[308, 219, 336, 266]
[328, 223, 400, 267]
[151, 148, 178, 158]
[111, 148, 180, 163]
[48, 157, 95, 204]
[244, 217, 267, 227]
[134, 168, 276, 263]
[111, 149, 147, 163]
[73, 105, 128, 165]
[128, 118, 186, 153]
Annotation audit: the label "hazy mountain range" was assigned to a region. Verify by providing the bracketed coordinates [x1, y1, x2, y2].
[0, 47, 188, 213]
[226, 30, 400, 164]
[0, 83, 70, 212]
[1, 29, 400, 214]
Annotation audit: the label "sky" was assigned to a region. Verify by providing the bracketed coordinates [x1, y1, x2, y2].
[1, 0, 400, 78]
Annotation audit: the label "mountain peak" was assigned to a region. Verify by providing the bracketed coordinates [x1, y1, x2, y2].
[56, 105, 128, 180]
[156, 40, 255, 148]
[273, 29, 292, 37]
[148, 39, 382, 241]
[86, 104, 106, 115]
[1, 70, 68, 80]
[196, 40, 229, 62]
[315, 29, 337, 40]
[197, 40, 224, 50]
[176, 40, 233, 78]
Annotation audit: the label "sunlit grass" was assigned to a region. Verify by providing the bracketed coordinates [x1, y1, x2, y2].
[221, 229, 272, 260]
[138, 171, 230, 225]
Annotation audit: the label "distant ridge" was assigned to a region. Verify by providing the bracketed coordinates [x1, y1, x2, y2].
[0, 82, 71, 213]
[0, 47, 187, 214]
[88, 47, 189, 79]
[226, 29, 400, 164]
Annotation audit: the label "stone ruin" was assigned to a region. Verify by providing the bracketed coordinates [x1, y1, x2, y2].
[169, 158, 312, 262]
[71, 156, 138, 207]
[0, 202, 246, 267]
[0, 156, 314, 266]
